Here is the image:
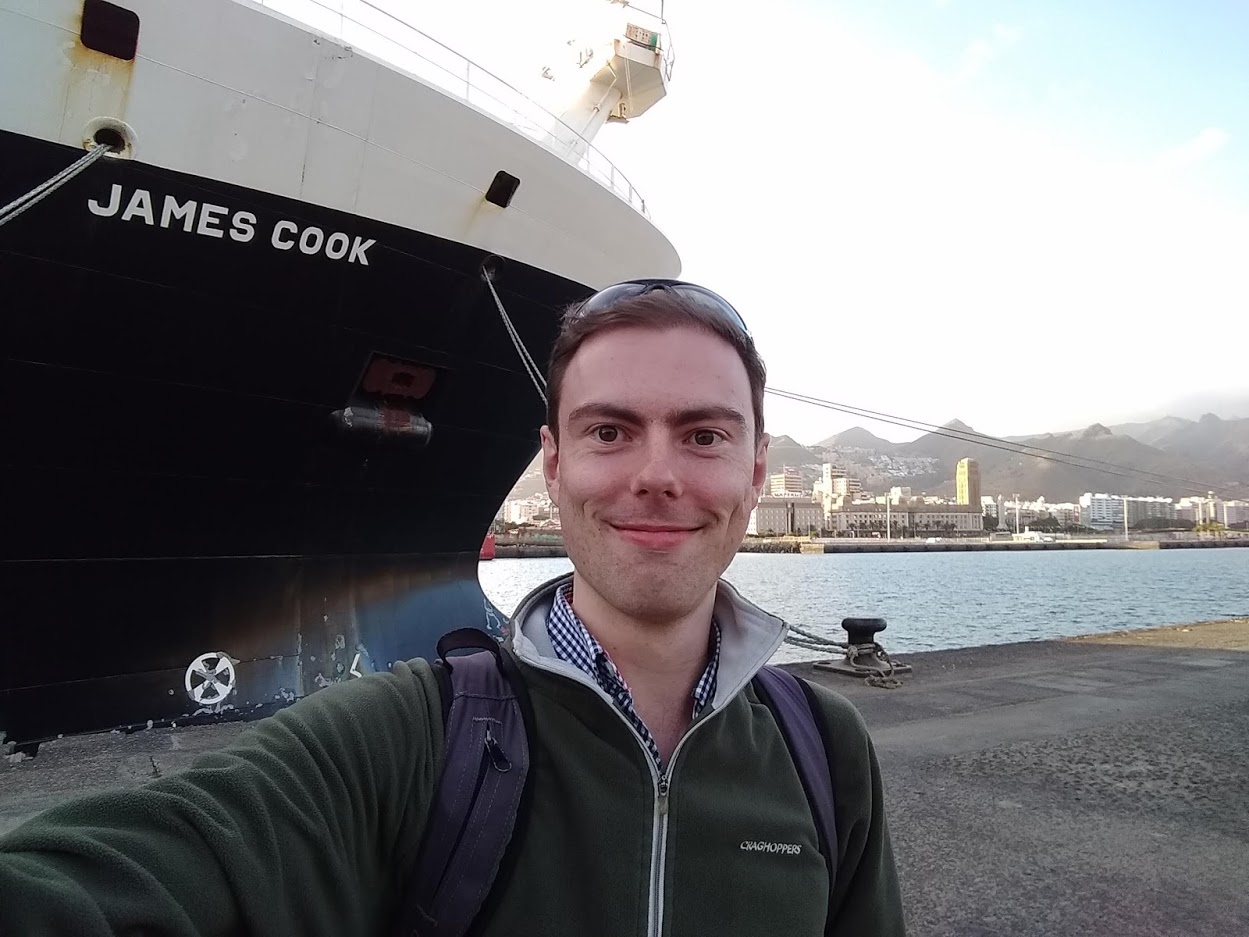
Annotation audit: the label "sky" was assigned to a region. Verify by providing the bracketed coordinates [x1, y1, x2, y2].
[401, 0, 1249, 443]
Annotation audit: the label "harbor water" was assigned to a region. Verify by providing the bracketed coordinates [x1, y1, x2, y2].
[479, 548, 1249, 663]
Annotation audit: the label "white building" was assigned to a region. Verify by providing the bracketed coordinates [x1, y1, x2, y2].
[1079, 493, 1177, 529]
[768, 466, 806, 498]
[504, 494, 558, 525]
[753, 497, 824, 536]
[1180, 497, 1249, 527]
[909, 505, 984, 534]
[825, 503, 981, 535]
[825, 504, 892, 535]
[833, 476, 862, 497]
[813, 464, 861, 524]
[1220, 500, 1249, 527]
[1079, 493, 1123, 530]
[1124, 496, 1175, 526]
[1047, 503, 1080, 527]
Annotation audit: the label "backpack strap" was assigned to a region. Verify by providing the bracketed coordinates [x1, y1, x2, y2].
[751, 666, 838, 895]
[395, 629, 532, 937]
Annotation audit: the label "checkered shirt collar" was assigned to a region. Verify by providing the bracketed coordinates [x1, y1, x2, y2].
[547, 582, 721, 767]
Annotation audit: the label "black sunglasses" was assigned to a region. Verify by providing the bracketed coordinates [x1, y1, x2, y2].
[571, 278, 752, 337]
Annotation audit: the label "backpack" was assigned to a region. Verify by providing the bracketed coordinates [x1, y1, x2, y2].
[393, 628, 838, 937]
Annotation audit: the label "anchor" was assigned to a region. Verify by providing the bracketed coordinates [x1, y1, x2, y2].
[812, 618, 912, 686]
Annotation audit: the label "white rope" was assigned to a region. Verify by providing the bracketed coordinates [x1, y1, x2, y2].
[482, 267, 548, 405]
[0, 144, 113, 228]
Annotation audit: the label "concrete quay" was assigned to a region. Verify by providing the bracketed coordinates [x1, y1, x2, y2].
[490, 536, 1249, 558]
[791, 618, 1249, 937]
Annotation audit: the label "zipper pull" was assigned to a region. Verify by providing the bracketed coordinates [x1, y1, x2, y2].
[484, 728, 512, 773]
[657, 775, 670, 816]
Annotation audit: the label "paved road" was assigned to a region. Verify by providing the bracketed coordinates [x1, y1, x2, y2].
[794, 638, 1249, 937]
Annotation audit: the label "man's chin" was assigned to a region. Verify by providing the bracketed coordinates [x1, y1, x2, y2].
[594, 567, 718, 623]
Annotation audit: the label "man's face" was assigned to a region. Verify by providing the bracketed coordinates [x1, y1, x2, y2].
[541, 325, 769, 624]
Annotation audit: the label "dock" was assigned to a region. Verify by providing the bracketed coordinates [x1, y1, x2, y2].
[3, 620, 1248, 935]
[491, 536, 1249, 558]
[790, 617, 1249, 937]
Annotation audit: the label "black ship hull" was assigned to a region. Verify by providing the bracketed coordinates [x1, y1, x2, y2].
[1, 129, 581, 746]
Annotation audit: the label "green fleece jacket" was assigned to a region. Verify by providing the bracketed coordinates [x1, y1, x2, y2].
[0, 575, 904, 936]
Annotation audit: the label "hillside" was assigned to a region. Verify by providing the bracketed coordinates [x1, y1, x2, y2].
[1110, 413, 1249, 480]
[815, 427, 898, 452]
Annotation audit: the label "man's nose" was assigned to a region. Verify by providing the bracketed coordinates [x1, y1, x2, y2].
[630, 437, 683, 498]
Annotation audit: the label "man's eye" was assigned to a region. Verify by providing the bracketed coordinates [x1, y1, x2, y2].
[594, 426, 620, 443]
[692, 430, 720, 446]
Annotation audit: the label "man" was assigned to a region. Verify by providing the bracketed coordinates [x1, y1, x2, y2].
[0, 280, 904, 935]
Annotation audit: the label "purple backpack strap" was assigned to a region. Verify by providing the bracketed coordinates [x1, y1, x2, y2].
[395, 630, 531, 937]
[751, 665, 838, 888]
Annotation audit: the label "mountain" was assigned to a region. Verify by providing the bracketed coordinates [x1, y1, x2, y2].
[812, 417, 1246, 501]
[815, 427, 897, 451]
[507, 452, 546, 499]
[1107, 416, 1194, 448]
[765, 435, 827, 476]
[968, 425, 1235, 501]
[1108, 413, 1249, 480]
[900, 419, 984, 464]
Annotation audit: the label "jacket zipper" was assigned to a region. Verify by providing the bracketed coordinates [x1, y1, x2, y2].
[649, 773, 670, 937]
[512, 611, 787, 937]
[514, 657, 713, 937]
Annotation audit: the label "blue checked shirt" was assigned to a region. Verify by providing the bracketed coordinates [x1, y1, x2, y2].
[548, 583, 721, 770]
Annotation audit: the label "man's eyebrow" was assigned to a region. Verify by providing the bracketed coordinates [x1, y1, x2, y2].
[566, 403, 646, 426]
[673, 406, 749, 429]
[565, 403, 748, 429]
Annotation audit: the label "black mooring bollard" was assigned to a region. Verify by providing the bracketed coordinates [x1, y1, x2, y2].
[814, 616, 912, 683]
[842, 617, 888, 646]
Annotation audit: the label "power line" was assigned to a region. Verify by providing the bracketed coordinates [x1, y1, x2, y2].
[764, 387, 1233, 496]
[768, 387, 1221, 490]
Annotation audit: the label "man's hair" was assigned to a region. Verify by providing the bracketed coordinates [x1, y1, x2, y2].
[545, 290, 767, 443]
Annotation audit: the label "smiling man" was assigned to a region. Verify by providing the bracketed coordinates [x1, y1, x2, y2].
[504, 280, 906, 934]
[0, 280, 904, 937]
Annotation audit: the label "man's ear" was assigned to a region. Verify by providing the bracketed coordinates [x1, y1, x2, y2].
[540, 425, 560, 504]
[751, 432, 771, 501]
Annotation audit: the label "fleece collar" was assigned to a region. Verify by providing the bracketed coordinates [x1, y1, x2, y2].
[506, 572, 788, 710]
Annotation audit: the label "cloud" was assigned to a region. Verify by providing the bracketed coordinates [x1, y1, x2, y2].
[956, 23, 1021, 82]
[1154, 127, 1230, 173]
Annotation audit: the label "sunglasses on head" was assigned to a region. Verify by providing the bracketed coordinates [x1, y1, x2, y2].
[571, 278, 752, 337]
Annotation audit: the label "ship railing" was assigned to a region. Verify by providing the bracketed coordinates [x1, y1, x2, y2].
[254, 0, 657, 218]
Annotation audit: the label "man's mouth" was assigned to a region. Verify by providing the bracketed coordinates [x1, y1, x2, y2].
[609, 523, 700, 549]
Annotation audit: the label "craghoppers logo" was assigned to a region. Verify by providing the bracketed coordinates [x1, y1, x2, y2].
[740, 840, 802, 856]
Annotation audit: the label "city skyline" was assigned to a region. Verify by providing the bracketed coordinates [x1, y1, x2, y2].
[501, 458, 1249, 536]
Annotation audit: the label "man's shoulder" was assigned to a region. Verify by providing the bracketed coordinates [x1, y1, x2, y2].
[791, 675, 873, 749]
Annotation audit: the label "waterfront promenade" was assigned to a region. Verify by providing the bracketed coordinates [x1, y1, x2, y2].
[493, 533, 1249, 558]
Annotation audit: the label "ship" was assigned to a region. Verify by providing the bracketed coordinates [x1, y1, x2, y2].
[0, 0, 680, 748]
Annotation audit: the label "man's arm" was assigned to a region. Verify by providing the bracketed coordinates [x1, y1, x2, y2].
[0, 659, 444, 936]
[812, 686, 907, 936]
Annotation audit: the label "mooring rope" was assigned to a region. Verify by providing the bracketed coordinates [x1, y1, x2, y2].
[784, 622, 905, 689]
[0, 143, 113, 228]
[482, 265, 548, 405]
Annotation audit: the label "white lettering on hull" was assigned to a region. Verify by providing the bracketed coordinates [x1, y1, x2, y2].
[85, 184, 377, 265]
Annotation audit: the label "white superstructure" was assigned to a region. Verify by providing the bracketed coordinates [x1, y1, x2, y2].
[0, 0, 680, 286]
